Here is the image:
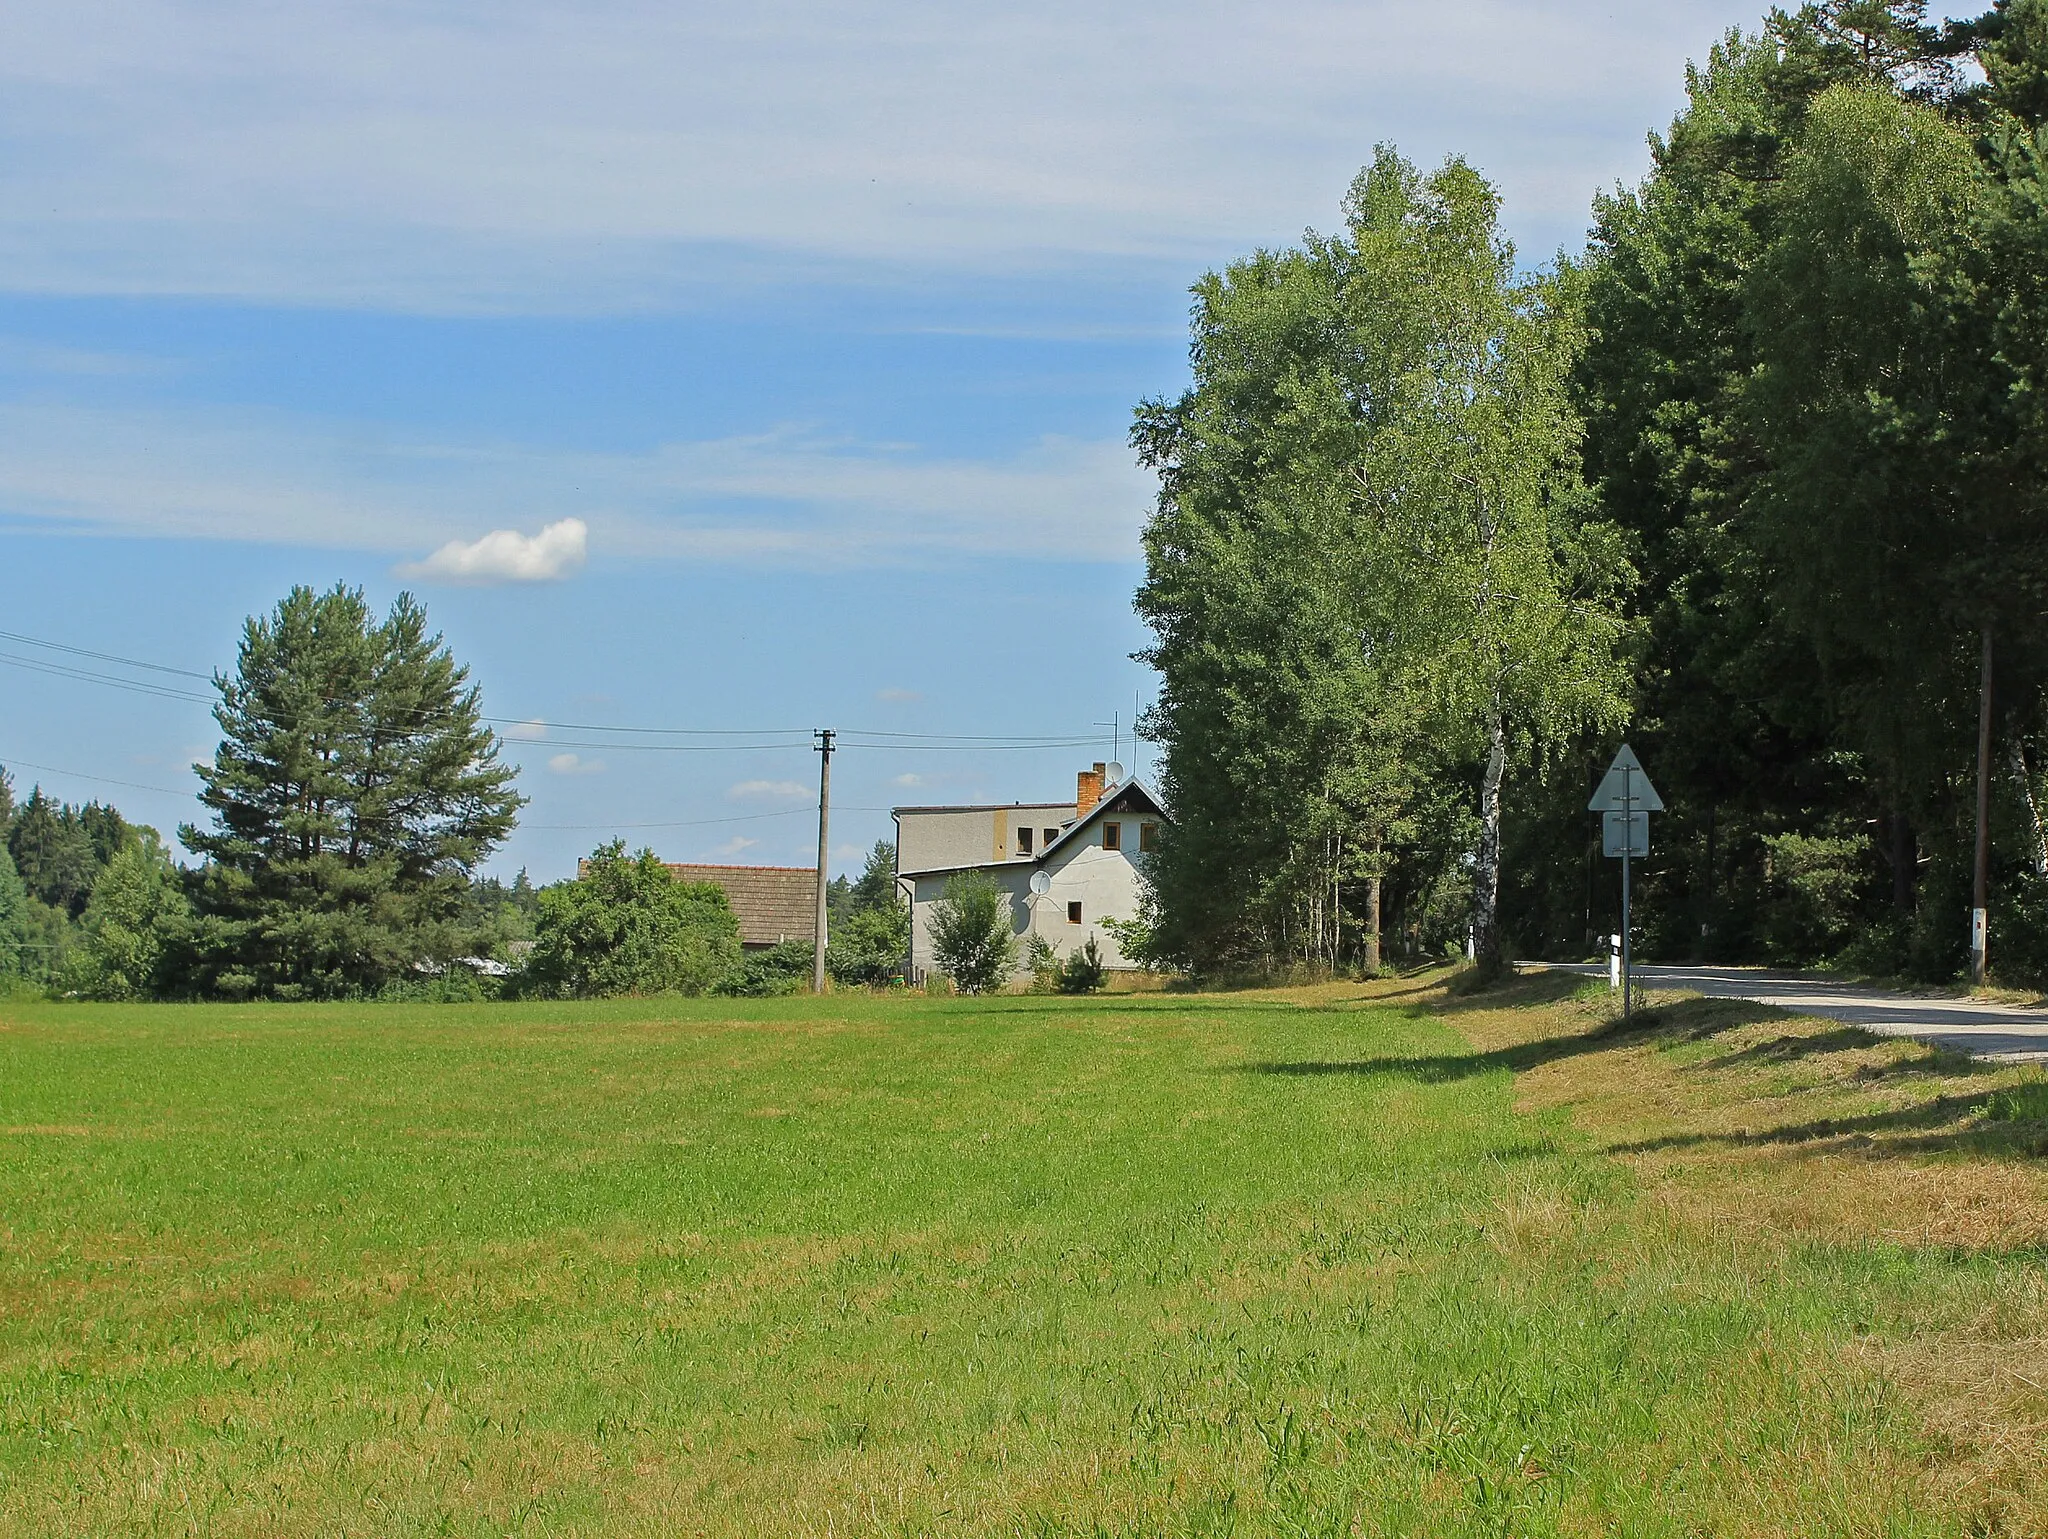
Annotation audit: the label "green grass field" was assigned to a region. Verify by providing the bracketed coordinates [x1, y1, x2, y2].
[2, 981, 2044, 1536]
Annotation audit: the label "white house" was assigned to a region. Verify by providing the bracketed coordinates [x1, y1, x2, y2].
[894, 763, 1166, 982]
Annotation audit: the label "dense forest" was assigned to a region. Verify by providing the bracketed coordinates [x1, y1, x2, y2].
[1135, 0, 2048, 983]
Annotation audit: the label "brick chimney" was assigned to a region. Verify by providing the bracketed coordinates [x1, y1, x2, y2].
[1077, 762, 1107, 819]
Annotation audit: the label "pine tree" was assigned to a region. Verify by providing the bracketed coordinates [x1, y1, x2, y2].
[183, 584, 524, 998]
[7, 787, 98, 917]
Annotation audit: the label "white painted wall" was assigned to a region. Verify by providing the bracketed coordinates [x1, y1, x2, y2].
[906, 810, 1161, 981]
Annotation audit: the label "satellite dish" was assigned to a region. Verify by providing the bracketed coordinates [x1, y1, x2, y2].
[1030, 871, 1052, 896]
[1105, 762, 1126, 784]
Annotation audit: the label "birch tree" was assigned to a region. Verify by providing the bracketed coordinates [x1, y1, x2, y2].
[1134, 147, 1629, 975]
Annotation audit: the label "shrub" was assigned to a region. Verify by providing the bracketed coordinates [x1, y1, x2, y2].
[1023, 934, 1060, 993]
[827, 902, 908, 987]
[720, 940, 814, 997]
[1055, 936, 1107, 994]
[520, 842, 741, 998]
[929, 871, 1015, 994]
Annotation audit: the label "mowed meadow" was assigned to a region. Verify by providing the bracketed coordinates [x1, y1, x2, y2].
[4, 978, 2048, 1537]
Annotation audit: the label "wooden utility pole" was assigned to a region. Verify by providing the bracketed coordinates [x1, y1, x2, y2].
[813, 728, 834, 995]
[1972, 628, 1993, 988]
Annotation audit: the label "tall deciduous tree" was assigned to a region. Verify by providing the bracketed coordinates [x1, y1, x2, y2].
[183, 584, 523, 998]
[1135, 148, 1627, 975]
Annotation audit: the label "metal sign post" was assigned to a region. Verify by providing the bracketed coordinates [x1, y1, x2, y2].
[1590, 746, 1663, 1021]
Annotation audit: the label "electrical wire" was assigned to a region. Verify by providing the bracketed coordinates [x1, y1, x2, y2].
[0, 628, 1119, 750]
[0, 629, 210, 679]
[0, 755, 195, 798]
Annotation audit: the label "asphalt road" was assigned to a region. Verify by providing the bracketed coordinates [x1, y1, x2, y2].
[1532, 961, 2048, 1063]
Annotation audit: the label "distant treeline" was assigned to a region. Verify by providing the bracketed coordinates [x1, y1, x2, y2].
[1134, 0, 2048, 982]
[0, 582, 905, 1002]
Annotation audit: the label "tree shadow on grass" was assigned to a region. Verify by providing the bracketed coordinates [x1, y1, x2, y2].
[1432, 967, 1593, 1015]
[1236, 979, 2048, 1165]
[1234, 992, 1783, 1085]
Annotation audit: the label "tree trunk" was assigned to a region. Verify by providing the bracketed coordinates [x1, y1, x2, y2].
[1364, 837, 1383, 974]
[2013, 741, 2048, 879]
[1888, 809, 1917, 915]
[1472, 709, 1507, 973]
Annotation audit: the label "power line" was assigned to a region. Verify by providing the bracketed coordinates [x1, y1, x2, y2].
[0, 629, 210, 679]
[524, 808, 814, 831]
[0, 651, 215, 704]
[0, 755, 195, 798]
[0, 628, 1114, 749]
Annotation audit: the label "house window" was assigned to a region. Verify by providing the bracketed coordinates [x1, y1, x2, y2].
[1068, 901, 1083, 924]
[1102, 822, 1122, 851]
[1044, 828, 1059, 848]
[1140, 821, 1159, 853]
[1017, 826, 1033, 855]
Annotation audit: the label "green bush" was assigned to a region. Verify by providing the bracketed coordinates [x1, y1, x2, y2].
[719, 940, 814, 997]
[826, 902, 907, 987]
[1055, 936, 1108, 994]
[929, 871, 1015, 994]
[1023, 934, 1061, 993]
[519, 842, 741, 998]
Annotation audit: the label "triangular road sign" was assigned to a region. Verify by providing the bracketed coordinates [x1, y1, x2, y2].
[1588, 744, 1665, 813]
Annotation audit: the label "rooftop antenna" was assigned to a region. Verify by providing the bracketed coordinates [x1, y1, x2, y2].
[1094, 712, 1118, 776]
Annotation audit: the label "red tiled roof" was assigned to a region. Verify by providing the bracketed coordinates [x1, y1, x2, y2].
[664, 864, 818, 948]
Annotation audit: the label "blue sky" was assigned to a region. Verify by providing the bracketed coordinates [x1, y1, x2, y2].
[0, 0, 1766, 881]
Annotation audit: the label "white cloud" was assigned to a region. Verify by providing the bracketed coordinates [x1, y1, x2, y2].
[728, 779, 811, 801]
[712, 835, 761, 858]
[504, 718, 549, 741]
[547, 752, 604, 775]
[891, 773, 926, 788]
[0, 0, 1751, 313]
[0, 404, 1151, 565]
[396, 518, 587, 585]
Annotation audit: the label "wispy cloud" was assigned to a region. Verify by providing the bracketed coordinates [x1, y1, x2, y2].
[503, 719, 549, 741]
[0, 0, 1741, 313]
[547, 752, 604, 775]
[712, 835, 760, 858]
[0, 404, 1151, 565]
[891, 773, 926, 788]
[397, 518, 587, 584]
[728, 779, 810, 801]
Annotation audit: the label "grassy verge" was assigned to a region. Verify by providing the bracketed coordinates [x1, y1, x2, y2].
[0, 979, 2044, 1535]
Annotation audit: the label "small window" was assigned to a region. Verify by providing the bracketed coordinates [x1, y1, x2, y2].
[1067, 901, 1083, 924]
[1102, 821, 1122, 851]
[1139, 821, 1159, 853]
[1017, 826, 1033, 854]
[1044, 827, 1059, 848]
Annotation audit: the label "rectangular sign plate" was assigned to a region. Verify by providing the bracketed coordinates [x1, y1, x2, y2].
[1603, 810, 1649, 858]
